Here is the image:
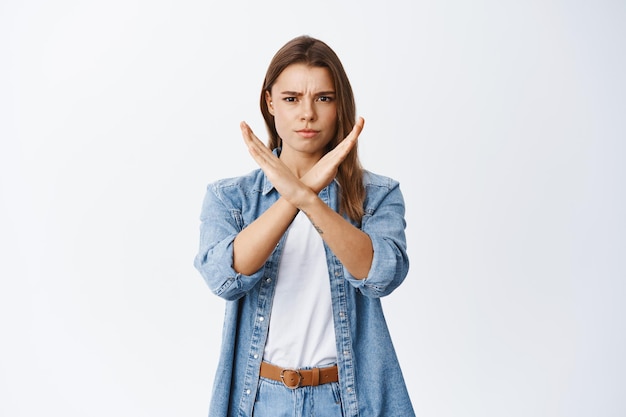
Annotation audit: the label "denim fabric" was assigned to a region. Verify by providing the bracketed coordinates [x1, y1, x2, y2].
[253, 378, 343, 417]
[194, 161, 415, 417]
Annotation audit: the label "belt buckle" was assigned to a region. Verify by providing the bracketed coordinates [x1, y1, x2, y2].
[280, 368, 302, 389]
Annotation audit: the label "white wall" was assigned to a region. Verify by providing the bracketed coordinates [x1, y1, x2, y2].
[1, 1, 624, 416]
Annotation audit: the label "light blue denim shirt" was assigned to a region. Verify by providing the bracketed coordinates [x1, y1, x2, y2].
[194, 163, 415, 417]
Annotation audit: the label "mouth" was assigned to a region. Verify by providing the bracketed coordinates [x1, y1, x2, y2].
[296, 129, 320, 138]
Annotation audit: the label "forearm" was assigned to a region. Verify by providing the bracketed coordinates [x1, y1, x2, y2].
[299, 195, 373, 279]
[233, 197, 299, 275]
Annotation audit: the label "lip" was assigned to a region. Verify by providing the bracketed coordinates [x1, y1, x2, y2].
[296, 129, 320, 138]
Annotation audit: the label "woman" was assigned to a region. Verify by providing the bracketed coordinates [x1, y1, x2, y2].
[194, 35, 415, 417]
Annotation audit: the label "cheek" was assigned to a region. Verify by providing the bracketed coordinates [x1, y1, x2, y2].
[272, 111, 290, 137]
[274, 109, 289, 124]
[319, 105, 337, 121]
[325, 110, 338, 130]
[272, 106, 291, 122]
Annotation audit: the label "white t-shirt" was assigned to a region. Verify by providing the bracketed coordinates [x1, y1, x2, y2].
[262, 211, 338, 368]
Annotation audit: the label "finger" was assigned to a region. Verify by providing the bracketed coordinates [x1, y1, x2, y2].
[240, 122, 269, 157]
[332, 117, 364, 157]
[333, 117, 365, 155]
[240, 122, 268, 166]
[240, 123, 285, 176]
[346, 116, 365, 142]
[240, 121, 260, 146]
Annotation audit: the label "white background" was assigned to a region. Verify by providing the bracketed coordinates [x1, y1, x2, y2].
[1, 1, 625, 416]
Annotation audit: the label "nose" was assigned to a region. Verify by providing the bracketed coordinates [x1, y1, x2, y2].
[300, 100, 316, 121]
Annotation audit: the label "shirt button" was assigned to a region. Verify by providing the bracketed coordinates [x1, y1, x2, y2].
[259, 316, 264, 322]
[343, 350, 349, 356]
[347, 387, 352, 392]
[335, 271, 340, 276]
[339, 312, 344, 317]
[246, 389, 251, 395]
[265, 278, 272, 283]
[254, 354, 259, 359]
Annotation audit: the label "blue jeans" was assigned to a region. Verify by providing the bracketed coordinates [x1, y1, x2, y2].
[252, 377, 344, 417]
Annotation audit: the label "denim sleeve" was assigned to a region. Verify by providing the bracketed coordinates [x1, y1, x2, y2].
[343, 181, 409, 298]
[193, 183, 266, 301]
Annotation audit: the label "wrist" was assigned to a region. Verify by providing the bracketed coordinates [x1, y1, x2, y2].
[295, 189, 322, 213]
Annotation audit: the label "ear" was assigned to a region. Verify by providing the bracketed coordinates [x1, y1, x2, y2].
[265, 91, 274, 116]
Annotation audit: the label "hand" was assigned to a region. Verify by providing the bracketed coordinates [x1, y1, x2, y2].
[300, 117, 364, 193]
[240, 117, 365, 206]
[240, 121, 312, 206]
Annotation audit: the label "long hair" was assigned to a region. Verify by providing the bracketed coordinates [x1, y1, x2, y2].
[259, 35, 365, 223]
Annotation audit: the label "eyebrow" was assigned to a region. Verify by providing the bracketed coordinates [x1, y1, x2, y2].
[279, 90, 336, 96]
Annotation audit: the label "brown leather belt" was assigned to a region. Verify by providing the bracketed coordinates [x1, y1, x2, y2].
[259, 361, 339, 389]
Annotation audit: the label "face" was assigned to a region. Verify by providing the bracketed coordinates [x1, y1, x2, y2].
[266, 63, 338, 160]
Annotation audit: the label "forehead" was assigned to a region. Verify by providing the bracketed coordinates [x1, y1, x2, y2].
[272, 63, 334, 92]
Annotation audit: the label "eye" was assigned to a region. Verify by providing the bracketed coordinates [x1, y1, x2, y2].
[283, 97, 297, 103]
[317, 96, 334, 102]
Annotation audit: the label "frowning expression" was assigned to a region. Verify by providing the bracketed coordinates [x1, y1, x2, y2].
[266, 63, 338, 160]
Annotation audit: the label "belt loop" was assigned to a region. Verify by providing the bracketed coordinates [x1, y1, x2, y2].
[311, 367, 320, 386]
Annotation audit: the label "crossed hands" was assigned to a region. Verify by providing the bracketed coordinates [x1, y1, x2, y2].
[240, 117, 365, 209]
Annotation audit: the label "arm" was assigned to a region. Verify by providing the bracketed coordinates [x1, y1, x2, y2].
[193, 182, 268, 300]
[298, 194, 373, 279]
[232, 196, 298, 276]
[239, 118, 373, 279]
[347, 179, 409, 297]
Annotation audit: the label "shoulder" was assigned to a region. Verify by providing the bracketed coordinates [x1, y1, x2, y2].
[201, 169, 270, 211]
[206, 169, 265, 195]
[362, 170, 401, 190]
[363, 171, 405, 218]
[361, 170, 405, 212]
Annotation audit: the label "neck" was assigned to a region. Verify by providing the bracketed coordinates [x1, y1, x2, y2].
[279, 149, 323, 178]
